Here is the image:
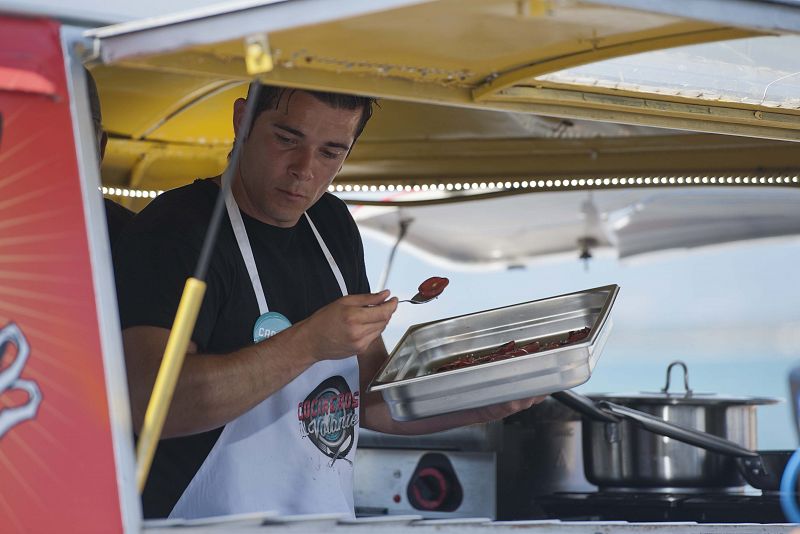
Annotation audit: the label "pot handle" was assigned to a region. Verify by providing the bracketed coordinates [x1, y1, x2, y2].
[662, 360, 692, 397]
[551, 390, 620, 423]
[597, 401, 759, 458]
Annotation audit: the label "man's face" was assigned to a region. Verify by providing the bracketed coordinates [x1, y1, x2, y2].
[232, 91, 362, 227]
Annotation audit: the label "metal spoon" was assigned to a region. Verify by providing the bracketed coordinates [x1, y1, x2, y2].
[365, 292, 437, 308]
[366, 292, 437, 307]
[398, 292, 439, 304]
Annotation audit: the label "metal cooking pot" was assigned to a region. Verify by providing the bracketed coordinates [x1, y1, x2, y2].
[502, 397, 597, 495]
[570, 361, 779, 490]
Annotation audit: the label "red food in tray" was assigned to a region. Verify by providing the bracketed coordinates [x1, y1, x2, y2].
[433, 327, 591, 374]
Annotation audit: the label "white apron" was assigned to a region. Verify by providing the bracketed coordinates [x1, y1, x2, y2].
[169, 179, 360, 519]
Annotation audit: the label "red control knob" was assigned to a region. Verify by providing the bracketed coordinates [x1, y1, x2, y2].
[409, 467, 449, 510]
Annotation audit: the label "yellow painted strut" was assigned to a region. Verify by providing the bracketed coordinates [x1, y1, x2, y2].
[135, 277, 207, 492]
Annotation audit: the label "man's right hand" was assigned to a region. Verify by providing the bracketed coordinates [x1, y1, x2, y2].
[296, 289, 398, 361]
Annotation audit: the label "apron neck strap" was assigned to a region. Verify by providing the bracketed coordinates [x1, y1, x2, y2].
[222, 174, 348, 316]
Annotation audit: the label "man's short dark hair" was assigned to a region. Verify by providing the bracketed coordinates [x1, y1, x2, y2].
[248, 84, 376, 142]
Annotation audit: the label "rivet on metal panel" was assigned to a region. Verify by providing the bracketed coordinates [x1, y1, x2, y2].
[244, 34, 274, 75]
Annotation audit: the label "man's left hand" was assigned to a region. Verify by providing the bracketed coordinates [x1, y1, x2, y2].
[361, 389, 548, 435]
[472, 395, 548, 423]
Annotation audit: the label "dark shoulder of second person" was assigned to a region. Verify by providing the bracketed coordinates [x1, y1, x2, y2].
[121, 179, 219, 245]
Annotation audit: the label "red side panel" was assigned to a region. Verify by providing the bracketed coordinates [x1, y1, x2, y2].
[0, 16, 124, 533]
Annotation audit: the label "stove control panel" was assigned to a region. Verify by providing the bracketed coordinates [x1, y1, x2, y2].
[354, 449, 496, 519]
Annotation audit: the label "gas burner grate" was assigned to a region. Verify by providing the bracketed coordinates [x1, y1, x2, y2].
[528, 491, 787, 524]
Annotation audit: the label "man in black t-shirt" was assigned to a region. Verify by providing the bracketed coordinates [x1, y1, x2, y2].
[115, 84, 544, 519]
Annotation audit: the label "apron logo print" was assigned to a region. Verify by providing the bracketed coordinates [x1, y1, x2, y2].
[297, 376, 358, 465]
[0, 323, 41, 439]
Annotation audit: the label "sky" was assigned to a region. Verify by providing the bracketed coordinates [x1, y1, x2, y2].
[358, 230, 800, 451]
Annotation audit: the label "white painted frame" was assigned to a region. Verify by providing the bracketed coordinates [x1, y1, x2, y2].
[61, 25, 141, 533]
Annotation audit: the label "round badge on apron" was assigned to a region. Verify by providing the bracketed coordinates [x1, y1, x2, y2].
[253, 311, 292, 342]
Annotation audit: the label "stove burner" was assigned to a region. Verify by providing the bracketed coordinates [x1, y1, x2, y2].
[530, 491, 788, 524]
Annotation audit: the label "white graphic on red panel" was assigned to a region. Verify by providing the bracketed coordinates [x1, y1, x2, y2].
[0, 323, 41, 438]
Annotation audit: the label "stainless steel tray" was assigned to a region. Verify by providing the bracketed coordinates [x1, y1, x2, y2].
[369, 284, 620, 421]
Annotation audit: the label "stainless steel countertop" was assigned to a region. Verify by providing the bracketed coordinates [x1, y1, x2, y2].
[143, 516, 797, 533]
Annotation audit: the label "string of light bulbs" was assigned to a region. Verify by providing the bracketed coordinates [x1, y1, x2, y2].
[101, 174, 800, 200]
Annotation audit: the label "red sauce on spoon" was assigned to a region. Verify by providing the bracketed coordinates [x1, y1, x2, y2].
[417, 277, 449, 300]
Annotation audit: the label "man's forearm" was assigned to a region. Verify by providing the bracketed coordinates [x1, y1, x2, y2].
[126, 325, 316, 438]
[360, 391, 497, 436]
[360, 389, 545, 436]
[128, 291, 396, 438]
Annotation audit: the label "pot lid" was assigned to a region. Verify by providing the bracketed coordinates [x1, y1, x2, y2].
[587, 360, 781, 406]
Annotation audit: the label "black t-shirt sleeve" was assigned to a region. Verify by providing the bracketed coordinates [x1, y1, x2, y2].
[113, 232, 224, 352]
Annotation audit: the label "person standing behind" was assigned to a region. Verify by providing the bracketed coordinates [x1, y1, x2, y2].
[84, 67, 134, 244]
